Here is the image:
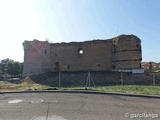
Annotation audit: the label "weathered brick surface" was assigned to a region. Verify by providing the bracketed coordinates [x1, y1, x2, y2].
[50, 40, 112, 71]
[112, 35, 142, 69]
[23, 34, 142, 76]
[23, 40, 50, 76]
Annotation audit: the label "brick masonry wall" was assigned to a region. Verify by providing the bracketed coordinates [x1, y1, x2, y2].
[112, 35, 142, 69]
[23, 34, 142, 76]
[23, 40, 50, 76]
[50, 40, 113, 71]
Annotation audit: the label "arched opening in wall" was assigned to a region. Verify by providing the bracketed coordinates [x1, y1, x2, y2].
[44, 49, 47, 55]
[139, 63, 142, 68]
[97, 64, 101, 67]
[67, 65, 70, 70]
[78, 48, 83, 55]
[112, 65, 116, 69]
[55, 62, 60, 71]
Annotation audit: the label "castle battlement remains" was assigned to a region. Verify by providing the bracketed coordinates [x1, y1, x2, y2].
[23, 34, 142, 76]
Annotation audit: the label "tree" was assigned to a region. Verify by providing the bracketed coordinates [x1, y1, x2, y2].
[19, 62, 23, 74]
[0, 58, 10, 73]
[13, 62, 21, 75]
[0, 65, 2, 74]
[0, 58, 23, 76]
[5, 60, 14, 75]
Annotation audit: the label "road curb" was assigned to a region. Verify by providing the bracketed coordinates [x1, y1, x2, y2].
[1, 90, 160, 99]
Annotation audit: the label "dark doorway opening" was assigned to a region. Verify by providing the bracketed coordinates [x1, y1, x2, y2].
[55, 62, 60, 71]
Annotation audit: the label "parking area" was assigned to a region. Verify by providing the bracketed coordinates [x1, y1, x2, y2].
[0, 92, 160, 120]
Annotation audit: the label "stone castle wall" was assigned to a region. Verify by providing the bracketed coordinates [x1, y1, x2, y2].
[22, 34, 142, 76]
[50, 40, 113, 71]
[112, 35, 142, 69]
[23, 40, 50, 76]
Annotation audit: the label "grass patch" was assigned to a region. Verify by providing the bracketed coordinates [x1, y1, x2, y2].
[1, 77, 160, 96]
[90, 85, 160, 95]
[60, 85, 160, 95]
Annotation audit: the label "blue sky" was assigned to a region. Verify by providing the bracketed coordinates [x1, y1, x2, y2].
[0, 0, 159, 62]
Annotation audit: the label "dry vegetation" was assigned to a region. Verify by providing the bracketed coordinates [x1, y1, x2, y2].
[1, 77, 160, 96]
[0, 77, 53, 92]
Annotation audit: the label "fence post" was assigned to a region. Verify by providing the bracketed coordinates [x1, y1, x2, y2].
[89, 72, 91, 87]
[153, 74, 156, 86]
[121, 72, 123, 85]
[59, 71, 61, 88]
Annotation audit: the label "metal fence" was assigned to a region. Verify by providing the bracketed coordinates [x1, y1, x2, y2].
[29, 71, 160, 88]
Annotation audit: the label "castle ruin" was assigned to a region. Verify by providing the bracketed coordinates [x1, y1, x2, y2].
[23, 34, 142, 76]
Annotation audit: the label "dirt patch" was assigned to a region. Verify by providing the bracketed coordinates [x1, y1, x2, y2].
[22, 76, 36, 84]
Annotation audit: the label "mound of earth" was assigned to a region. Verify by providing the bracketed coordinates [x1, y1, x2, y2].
[22, 76, 36, 84]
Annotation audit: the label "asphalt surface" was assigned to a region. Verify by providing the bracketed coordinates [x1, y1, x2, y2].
[0, 93, 160, 120]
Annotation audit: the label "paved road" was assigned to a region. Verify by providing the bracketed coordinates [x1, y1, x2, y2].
[0, 92, 160, 120]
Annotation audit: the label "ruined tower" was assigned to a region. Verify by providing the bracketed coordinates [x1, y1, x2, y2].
[111, 35, 142, 69]
[23, 39, 50, 76]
